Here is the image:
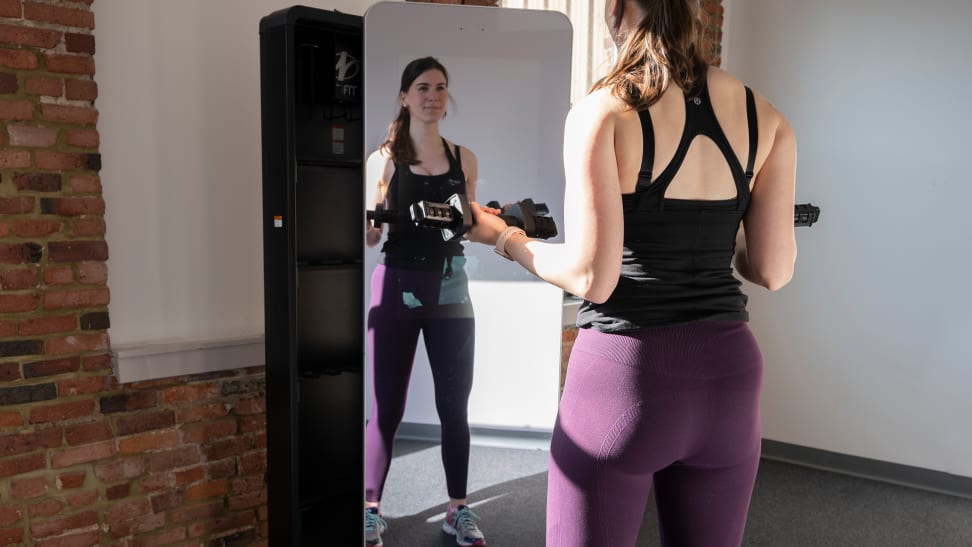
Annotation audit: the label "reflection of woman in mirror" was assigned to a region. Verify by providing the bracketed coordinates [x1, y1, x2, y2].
[363, 57, 487, 547]
[466, 0, 798, 544]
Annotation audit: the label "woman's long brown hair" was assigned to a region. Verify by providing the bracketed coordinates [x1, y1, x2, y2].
[380, 57, 449, 165]
[591, 0, 708, 110]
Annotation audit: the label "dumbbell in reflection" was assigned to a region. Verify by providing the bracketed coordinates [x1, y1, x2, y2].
[367, 193, 559, 241]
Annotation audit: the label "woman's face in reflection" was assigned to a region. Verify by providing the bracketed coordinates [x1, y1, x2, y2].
[400, 69, 449, 124]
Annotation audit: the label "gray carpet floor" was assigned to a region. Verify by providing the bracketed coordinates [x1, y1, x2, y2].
[376, 439, 972, 547]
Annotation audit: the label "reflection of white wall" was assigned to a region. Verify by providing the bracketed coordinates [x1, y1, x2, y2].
[724, 0, 972, 478]
[362, 3, 572, 431]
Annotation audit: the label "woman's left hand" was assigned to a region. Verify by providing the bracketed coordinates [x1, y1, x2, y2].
[464, 201, 507, 245]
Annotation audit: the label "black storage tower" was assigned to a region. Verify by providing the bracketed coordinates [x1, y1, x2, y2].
[259, 6, 363, 545]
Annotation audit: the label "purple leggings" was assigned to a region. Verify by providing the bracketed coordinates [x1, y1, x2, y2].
[548, 321, 763, 547]
[365, 263, 475, 502]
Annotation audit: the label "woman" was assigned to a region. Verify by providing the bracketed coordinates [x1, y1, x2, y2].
[466, 0, 798, 545]
[364, 56, 488, 547]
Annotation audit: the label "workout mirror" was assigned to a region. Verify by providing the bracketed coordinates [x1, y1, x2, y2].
[362, 1, 572, 456]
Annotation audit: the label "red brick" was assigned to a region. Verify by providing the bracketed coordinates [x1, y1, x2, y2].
[66, 489, 97, 508]
[0, 150, 30, 168]
[131, 527, 187, 547]
[56, 471, 86, 490]
[175, 402, 229, 424]
[45, 332, 110, 355]
[76, 262, 106, 284]
[0, 99, 34, 120]
[109, 511, 165, 539]
[174, 466, 204, 486]
[44, 267, 74, 285]
[239, 450, 266, 474]
[36, 529, 102, 546]
[0, 0, 20, 17]
[40, 104, 97, 125]
[0, 222, 8, 238]
[170, 501, 222, 524]
[71, 218, 107, 237]
[116, 410, 175, 436]
[94, 457, 145, 482]
[139, 472, 175, 493]
[233, 396, 266, 416]
[99, 391, 156, 414]
[64, 33, 94, 55]
[28, 498, 63, 518]
[239, 415, 266, 433]
[1, 268, 37, 290]
[0, 412, 23, 429]
[13, 219, 64, 239]
[7, 124, 57, 147]
[25, 76, 63, 97]
[0, 23, 61, 48]
[42, 288, 110, 309]
[185, 479, 227, 502]
[65, 128, 98, 148]
[19, 317, 75, 338]
[64, 79, 96, 101]
[41, 197, 105, 216]
[50, 440, 115, 468]
[0, 71, 15, 93]
[34, 150, 83, 170]
[82, 353, 111, 373]
[231, 475, 264, 495]
[148, 446, 200, 473]
[0, 426, 62, 456]
[202, 437, 250, 461]
[10, 475, 47, 499]
[0, 527, 23, 545]
[0, 320, 15, 338]
[0, 505, 21, 527]
[22, 355, 79, 377]
[0, 453, 46, 477]
[103, 497, 150, 525]
[0, 47, 37, 70]
[24, 3, 95, 30]
[66, 174, 100, 194]
[29, 400, 95, 425]
[0, 196, 35, 214]
[64, 420, 111, 446]
[13, 172, 62, 192]
[205, 458, 236, 480]
[182, 419, 237, 444]
[29, 509, 98, 539]
[43, 54, 94, 75]
[57, 376, 110, 397]
[105, 483, 128, 500]
[227, 490, 266, 511]
[119, 429, 180, 455]
[162, 382, 221, 405]
[0, 293, 40, 313]
[0, 242, 42, 264]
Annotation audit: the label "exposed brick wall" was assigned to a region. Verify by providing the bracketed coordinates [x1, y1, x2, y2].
[699, 0, 724, 66]
[1, 2, 268, 545]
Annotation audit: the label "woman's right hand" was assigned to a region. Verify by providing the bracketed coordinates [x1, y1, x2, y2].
[463, 201, 506, 246]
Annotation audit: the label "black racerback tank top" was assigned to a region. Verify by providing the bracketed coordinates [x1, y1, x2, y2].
[576, 83, 758, 331]
[379, 138, 467, 270]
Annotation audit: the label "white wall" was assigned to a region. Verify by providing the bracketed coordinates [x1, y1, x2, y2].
[93, 0, 383, 380]
[724, 0, 972, 477]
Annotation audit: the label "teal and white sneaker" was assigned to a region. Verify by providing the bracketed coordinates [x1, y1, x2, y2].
[365, 507, 387, 546]
[442, 504, 486, 546]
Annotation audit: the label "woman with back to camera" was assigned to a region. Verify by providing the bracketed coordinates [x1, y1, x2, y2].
[363, 56, 488, 547]
[465, 0, 798, 545]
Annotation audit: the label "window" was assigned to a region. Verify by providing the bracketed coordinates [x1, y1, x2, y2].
[499, 0, 614, 105]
